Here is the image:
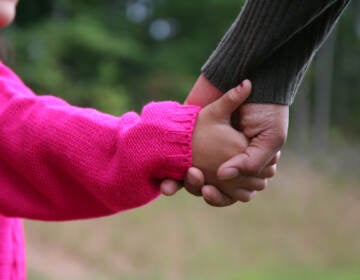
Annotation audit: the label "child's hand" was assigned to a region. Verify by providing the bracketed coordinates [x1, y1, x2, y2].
[191, 80, 270, 203]
[184, 154, 278, 206]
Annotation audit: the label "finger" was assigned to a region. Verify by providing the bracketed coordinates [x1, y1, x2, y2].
[258, 164, 277, 179]
[208, 80, 252, 119]
[243, 151, 280, 180]
[268, 151, 281, 166]
[201, 185, 237, 207]
[222, 177, 268, 193]
[229, 189, 257, 203]
[217, 138, 282, 179]
[160, 179, 182, 196]
[184, 167, 205, 196]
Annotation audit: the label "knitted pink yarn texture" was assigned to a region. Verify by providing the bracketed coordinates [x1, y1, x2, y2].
[0, 62, 200, 279]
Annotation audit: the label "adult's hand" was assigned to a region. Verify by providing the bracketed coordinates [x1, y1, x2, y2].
[183, 75, 288, 183]
[160, 75, 283, 206]
[217, 103, 289, 180]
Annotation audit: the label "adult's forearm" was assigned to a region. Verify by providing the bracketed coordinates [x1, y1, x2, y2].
[202, 0, 350, 104]
[246, 0, 350, 104]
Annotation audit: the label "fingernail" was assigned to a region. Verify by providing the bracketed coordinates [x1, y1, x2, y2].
[236, 83, 244, 92]
[219, 168, 239, 180]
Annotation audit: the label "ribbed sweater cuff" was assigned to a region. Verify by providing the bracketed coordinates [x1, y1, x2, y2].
[201, 0, 291, 100]
[201, 0, 349, 105]
[140, 102, 201, 180]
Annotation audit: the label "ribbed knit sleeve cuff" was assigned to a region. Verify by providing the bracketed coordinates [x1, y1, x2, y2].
[95, 102, 201, 213]
[139, 101, 201, 180]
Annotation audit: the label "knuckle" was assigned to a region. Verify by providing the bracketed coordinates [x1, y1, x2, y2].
[184, 185, 202, 196]
[276, 151, 282, 160]
[256, 183, 265, 191]
[244, 162, 263, 176]
[234, 136, 249, 152]
[203, 190, 236, 207]
[277, 131, 287, 147]
[207, 199, 234, 207]
[259, 180, 267, 191]
[266, 167, 276, 178]
[240, 195, 251, 203]
[234, 190, 252, 203]
[268, 170, 275, 178]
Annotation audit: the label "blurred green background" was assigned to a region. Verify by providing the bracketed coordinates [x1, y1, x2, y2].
[2, 0, 359, 279]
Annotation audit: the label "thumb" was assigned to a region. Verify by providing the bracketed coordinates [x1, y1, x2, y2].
[208, 80, 252, 119]
[217, 141, 280, 179]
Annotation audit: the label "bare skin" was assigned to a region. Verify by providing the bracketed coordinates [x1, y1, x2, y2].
[0, 0, 18, 27]
[160, 75, 287, 206]
[190, 80, 272, 202]
[218, 102, 288, 180]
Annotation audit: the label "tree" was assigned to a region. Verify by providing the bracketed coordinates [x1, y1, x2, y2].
[312, 31, 337, 150]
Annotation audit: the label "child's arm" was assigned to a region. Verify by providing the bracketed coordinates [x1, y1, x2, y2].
[0, 62, 200, 221]
[0, 62, 261, 220]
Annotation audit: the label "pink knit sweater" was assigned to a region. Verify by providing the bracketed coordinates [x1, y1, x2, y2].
[0, 62, 200, 279]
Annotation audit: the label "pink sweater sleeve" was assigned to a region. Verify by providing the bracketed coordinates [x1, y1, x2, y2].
[0, 62, 200, 221]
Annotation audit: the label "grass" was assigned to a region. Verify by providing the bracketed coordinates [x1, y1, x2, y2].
[25, 151, 360, 280]
[28, 267, 360, 280]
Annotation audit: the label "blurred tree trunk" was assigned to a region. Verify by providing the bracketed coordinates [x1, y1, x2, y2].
[292, 77, 310, 150]
[51, 0, 67, 19]
[312, 31, 337, 150]
[356, 0, 360, 38]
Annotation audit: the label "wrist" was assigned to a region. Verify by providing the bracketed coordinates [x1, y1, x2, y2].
[185, 74, 223, 107]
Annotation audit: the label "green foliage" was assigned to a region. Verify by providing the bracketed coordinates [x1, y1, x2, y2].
[9, 14, 141, 111]
[332, 6, 360, 135]
[3, 0, 359, 136]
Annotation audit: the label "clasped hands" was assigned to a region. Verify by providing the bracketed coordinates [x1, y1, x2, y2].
[161, 75, 289, 207]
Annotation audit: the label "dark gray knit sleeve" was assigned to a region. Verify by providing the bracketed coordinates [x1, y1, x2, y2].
[201, 0, 350, 105]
